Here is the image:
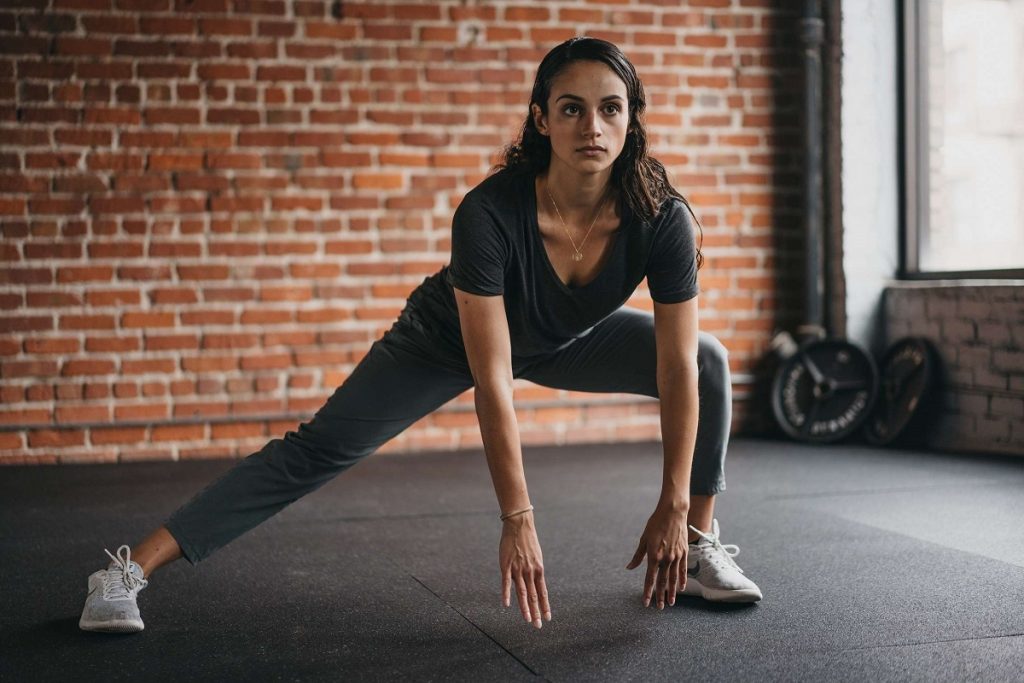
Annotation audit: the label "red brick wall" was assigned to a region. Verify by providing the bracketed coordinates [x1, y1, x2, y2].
[0, 0, 802, 464]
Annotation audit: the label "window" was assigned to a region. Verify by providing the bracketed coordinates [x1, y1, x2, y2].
[902, 0, 1024, 277]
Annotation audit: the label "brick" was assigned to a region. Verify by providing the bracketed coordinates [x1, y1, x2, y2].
[61, 359, 116, 376]
[976, 322, 1011, 347]
[990, 396, 1024, 418]
[140, 381, 169, 397]
[229, 399, 280, 416]
[496, 3, 550, 21]
[84, 335, 140, 352]
[25, 338, 79, 354]
[992, 350, 1024, 373]
[122, 359, 175, 374]
[23, 242, 82, 259]
[1, 360, 58, 382]
[122, 312, 175, 329]
[151, 424, 205, 442]
[117, 265, 173, 282]
[28, 428, 86, 448]
[941, 318, 976, 344]
[242, 309, 292, 325]
[955, 298, 991, 321]
[976, 415, 1011, 442]
[148, 288, 198, 305]
[1, 316, 54, 333]
[240, 353, 291, 370]
[0, 268, 49, 285]
[55, 403, 110, 423]
[182, 355, 239, 372]
[201, 333, 259, 350]
[973, 365, 1009, 391]
[0, 409, 51, 425]
[145, 335, 198, 352]
[288, 264, 339, 280]
[210, 421, 265, 439]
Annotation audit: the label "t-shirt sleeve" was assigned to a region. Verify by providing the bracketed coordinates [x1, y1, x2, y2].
[444, 194, 509, 297]
[646, 200, 700, 304]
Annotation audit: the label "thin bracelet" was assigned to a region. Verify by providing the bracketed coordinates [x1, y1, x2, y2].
[500, 505, 534, 521]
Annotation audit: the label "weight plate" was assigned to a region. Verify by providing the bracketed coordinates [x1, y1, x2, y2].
[864, 337, 936, 445]
[770, 338, 879, 444]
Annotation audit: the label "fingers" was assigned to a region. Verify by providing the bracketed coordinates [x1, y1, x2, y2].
[643, 556, 658, 607]
[502, 569, 511, 608]
[535, 571, 552, 623]
[626, 540, 645, 570]
[512, 566, 548, 629]
[524, 566, 547, 629]
[527, 579, 542, 629]
[678, 547, 688, 594]
[667, 556, 680, 605]
[645, 552, 685, 609]
[515, 573, 531, 623]
[655, 556, 670, 609]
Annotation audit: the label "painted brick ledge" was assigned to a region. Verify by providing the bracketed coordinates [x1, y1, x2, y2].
[1, 385, 757, 464]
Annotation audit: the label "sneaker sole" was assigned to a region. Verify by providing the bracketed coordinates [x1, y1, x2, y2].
[79, 619, 144, 633]
[680, 580, 762, 603]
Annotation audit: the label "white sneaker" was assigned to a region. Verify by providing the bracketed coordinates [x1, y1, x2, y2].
[680, 519, 762, 603]
[79, 545, 149, 633]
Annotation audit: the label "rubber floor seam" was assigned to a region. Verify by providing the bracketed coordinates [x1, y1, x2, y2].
[408, 573, 550, 681]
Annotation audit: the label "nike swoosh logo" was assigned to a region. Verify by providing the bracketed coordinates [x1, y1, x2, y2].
[687, 561, 700, 578]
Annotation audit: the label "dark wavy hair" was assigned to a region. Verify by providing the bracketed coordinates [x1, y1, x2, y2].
[493, 36, 703, 269]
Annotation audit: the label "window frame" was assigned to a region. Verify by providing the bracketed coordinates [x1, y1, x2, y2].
[899, 0, 1024, 280]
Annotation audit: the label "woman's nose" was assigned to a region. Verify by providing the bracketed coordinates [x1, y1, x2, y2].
[581, 109, 601, 137]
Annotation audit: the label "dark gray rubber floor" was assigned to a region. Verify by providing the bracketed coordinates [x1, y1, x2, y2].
[1, 437, 1022, 682]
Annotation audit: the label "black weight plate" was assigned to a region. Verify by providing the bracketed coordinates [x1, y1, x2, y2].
[770, 338, 879, 444]
[864, 336, 936, 445]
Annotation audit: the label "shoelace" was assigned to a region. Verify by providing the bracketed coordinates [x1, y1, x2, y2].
[688, 521, 745, 574]
[101, 545, 148, 600]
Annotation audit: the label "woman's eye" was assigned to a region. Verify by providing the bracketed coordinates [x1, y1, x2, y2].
[561, 103, 622, 115]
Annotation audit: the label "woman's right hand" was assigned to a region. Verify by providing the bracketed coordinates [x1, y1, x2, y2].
[499, 512, 551, 629]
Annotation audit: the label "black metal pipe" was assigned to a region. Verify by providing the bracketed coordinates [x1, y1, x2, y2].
[800, 0, 826, 340]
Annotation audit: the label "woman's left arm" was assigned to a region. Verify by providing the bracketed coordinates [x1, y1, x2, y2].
[625, 296, 700, 609]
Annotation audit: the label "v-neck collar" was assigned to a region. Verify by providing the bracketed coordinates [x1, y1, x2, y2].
[527, 172, 629, 295]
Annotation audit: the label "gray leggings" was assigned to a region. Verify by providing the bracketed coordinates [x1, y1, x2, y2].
[164, 306, 731, 565]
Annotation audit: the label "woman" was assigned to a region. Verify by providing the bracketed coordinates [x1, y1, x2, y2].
[79, 37, 762, 635]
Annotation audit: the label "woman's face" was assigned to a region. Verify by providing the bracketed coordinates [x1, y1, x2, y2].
[531, 60, 631, 178]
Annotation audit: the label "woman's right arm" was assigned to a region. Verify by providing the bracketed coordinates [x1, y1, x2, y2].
[453, 286, 551, 629]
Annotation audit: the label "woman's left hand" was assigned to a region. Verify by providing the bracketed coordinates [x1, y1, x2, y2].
[626, 503, 689, 608]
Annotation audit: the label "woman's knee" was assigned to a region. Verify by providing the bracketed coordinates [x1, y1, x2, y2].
[697, 332, 730, 386]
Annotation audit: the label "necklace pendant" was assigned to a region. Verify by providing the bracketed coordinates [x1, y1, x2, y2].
[571, 252, 583, 262]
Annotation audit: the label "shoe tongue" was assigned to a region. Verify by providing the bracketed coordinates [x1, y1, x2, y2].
[107, 559, 144, 579]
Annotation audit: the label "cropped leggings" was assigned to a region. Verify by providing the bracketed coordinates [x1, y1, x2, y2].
[164, 305, 732, 565]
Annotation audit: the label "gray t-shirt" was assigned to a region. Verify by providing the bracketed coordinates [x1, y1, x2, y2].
[390, 167, 699, 361]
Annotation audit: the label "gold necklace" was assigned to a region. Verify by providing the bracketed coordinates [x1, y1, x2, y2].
[545, 181, 607, 262]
